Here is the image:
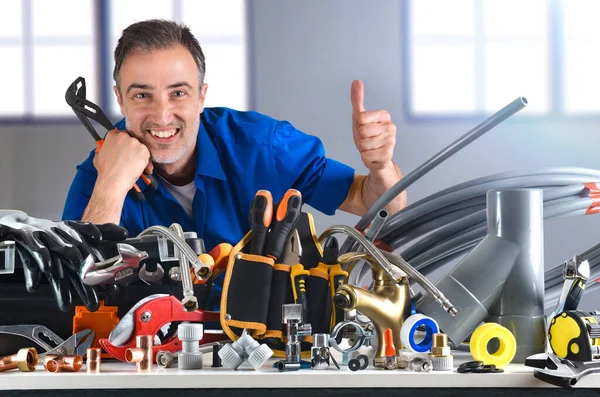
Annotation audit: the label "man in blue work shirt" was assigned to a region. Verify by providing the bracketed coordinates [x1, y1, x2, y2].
[63, 20, 406, 306]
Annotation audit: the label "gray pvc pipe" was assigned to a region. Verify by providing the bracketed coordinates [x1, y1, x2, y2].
[388, 187, 582, 252]
[582, 241, 600, 258]
[391, 207, 482, 250]
[381, 175, 599, 238]
[407, 228, 487, 267]
[365, 210, 388, 241]
[413, 245, 476, 274]
[417, 189, 544, 348]
[486, 189, 545, 362]
[400, 211, 486, 260]
[416, 189, 547, 361]
[341, 96, 528, 255]
[407, 203, 588, 278]
[381, 171, 600, 238]
[392, 195, 588, 264]
[383, 180, 595, 246]
[412, 209, 589, 280]
[385, 198, 486, 243]
[388, 167, 600, 218]
[390, 191, 582, 253]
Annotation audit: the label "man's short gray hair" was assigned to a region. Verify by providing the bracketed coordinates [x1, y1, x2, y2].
[113, 19, 206, 90]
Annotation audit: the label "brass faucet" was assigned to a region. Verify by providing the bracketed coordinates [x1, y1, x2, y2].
[334, 252, 412, 359]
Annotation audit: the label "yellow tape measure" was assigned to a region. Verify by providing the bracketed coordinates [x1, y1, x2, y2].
[548, 311, 600, 362]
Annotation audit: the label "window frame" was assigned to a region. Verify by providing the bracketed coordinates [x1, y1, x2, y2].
[0, 0, 251, 125]
[403, 0, 600, 122]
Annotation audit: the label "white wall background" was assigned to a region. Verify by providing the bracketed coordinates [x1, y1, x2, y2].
[1, 0, 598, 309]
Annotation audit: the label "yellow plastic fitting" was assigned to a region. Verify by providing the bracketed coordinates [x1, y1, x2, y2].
[470, 322, 516, 368]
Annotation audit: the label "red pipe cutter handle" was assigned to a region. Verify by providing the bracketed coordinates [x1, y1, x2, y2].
[99, 295, 225, 362]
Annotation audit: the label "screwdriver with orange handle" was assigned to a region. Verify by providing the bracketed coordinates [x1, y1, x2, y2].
[249, 190, 273, 255]
[265, 189, 303, 261]
[65, 76, 158, 200]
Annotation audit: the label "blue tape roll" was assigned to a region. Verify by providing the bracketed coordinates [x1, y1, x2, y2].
[401, 313, 440, 353]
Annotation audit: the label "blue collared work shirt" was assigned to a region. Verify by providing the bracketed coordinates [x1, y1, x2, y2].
[63, 107, 355, 307]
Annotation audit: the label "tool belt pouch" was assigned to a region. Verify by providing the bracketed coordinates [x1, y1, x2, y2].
[220, 231, 274, 340]
[307, 265, 331, 335]
[263, 264, 293, 340]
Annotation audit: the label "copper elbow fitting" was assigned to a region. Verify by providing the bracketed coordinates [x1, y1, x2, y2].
[44, 355, 83, 373]
[86, 348, 102, 374]
[125, 335, 153, 372]
[0, 347, 37, 372]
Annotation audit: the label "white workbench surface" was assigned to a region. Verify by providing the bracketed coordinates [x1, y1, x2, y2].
[0, 351, 597, 390]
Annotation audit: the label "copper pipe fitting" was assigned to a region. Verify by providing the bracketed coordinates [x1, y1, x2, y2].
[125, 335, 152, 372]
[125, 348, 145, 363]
[44, 355, 83, 373]
[0, 347, 37, 372]
[86, 348, 101, 374]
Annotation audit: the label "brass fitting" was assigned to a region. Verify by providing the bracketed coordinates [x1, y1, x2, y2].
[431, 333, 451, 357]
[0, 347, 37, 372]
[429, 333, 453, 371]
[44, 355, 83, 373]
[336, 252, 412, 360]
[86, 348, 101, 374]
[125, 335, 153, 372]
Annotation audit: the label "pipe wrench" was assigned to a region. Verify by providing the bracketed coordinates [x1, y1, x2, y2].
[65, 76, 158, 200]
[0, 325, 94, 363]
[99, 294, 227, 362]
[526, 352, 600, 388]
[80, 243, 149, 285]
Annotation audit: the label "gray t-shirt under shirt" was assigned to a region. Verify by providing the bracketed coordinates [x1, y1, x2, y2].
[157, 175, 196, 218]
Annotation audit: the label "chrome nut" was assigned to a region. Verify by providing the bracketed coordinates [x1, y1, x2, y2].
[181, 295, 199, 311]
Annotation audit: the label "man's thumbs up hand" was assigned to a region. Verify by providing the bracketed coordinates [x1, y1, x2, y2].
[350, 80, 397, 172]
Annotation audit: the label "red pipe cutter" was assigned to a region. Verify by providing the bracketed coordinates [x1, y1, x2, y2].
[99, 294, 226, 362]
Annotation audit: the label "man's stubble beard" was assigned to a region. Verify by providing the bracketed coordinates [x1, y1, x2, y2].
[126, 117, 200, 165]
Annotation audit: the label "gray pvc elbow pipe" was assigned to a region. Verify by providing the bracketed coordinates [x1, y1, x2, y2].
[416, 189, 544, 360]
[485, 190, 545, 362]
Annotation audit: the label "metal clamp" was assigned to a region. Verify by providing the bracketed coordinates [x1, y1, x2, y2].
[329, 320, 376, 353]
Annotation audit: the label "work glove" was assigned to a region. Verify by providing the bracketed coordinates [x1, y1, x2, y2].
[0, 211, 128, 312]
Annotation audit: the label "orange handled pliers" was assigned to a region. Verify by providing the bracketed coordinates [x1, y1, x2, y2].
[65, 76, 158, 200]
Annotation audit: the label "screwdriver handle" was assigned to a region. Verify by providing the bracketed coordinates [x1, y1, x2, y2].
[249, 190, 273, 255]
[291, 264, 310, 323]
[265, 189, 302, 260]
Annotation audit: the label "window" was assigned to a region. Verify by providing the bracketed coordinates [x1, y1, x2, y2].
[0, 0, 248, 121]
[406, 0, 600, 117]
[0, 0, 96, 118]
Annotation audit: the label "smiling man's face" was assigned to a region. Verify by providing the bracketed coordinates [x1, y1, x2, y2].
[114, 44, 207, 168]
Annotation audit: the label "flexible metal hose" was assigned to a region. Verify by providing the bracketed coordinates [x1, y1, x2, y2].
[137, 225, 211, 281]
[319, 225, 457, 316]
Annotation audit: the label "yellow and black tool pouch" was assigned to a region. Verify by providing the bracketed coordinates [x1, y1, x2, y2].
[220, 231, 273, 339]
[220, 212, 337, 354]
